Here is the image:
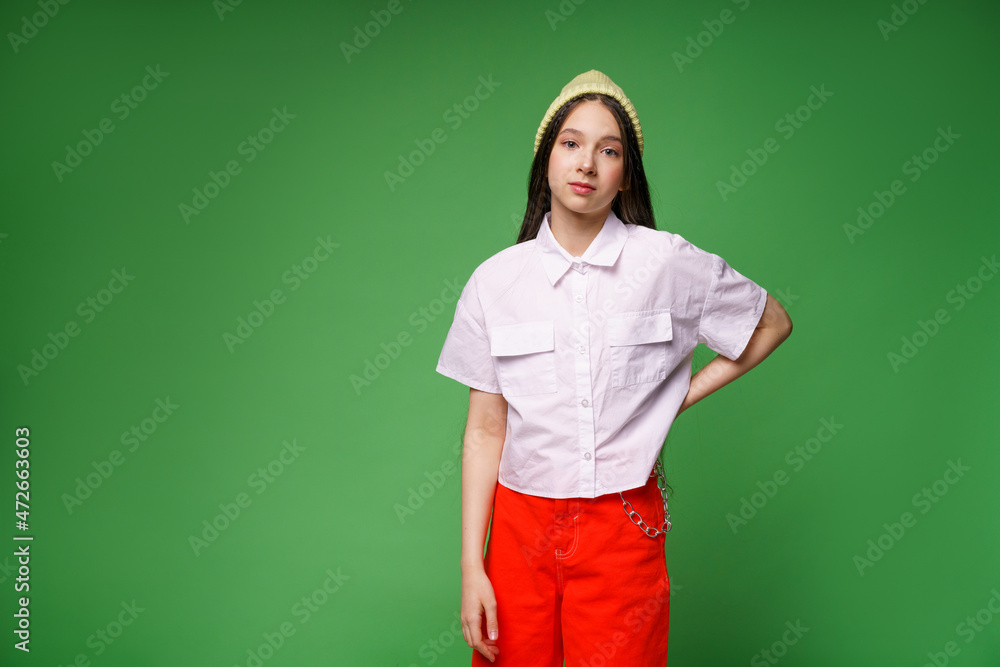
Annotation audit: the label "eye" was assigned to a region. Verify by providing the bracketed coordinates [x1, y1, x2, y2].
[563, 140, 578, 149]
[603, 147, 620, 157]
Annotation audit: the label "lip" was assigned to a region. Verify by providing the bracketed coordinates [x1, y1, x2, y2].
[569, 181, 595, 194]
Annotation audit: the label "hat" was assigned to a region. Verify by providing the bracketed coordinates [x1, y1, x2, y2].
[533, 69, 643, 157]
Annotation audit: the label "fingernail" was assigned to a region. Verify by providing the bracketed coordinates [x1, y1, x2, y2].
[489, 630, 498, 640]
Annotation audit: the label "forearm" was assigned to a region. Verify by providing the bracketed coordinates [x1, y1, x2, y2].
[460, 427, 504, 574]
[678, 328, 781, 412]
[680, 292, 792, 416]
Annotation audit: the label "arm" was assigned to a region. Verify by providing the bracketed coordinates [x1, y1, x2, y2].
[459, 387, 508, 663]
[678, 292, 792, 414]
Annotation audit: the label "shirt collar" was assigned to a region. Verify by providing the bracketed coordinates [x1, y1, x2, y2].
[536, 209, 629, 285]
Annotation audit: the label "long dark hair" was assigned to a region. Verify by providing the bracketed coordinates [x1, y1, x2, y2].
[515, 93, 656, 244]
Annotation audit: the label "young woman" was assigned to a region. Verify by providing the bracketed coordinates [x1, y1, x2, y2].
[436, 69, 792, 666]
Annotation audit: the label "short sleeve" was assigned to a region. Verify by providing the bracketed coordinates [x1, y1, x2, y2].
[435, 273, 501, 393]
[697, 254, 768, 361]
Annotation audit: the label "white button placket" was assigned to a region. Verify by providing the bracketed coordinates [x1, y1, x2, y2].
[570, 259, 597, 496]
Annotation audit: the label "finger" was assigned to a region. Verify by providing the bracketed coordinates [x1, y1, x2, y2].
[477, 645, 499, 663]
[484, 597, 499, 643]
[472, 610, 500, 662]
[468, 612, 484, 650]
[473, 639, 497, 663]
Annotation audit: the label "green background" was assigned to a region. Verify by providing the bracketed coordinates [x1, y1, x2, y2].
[2, 0, 999, 665]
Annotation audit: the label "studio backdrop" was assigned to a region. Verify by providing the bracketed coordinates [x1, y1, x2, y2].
[1, 0, 998, 665]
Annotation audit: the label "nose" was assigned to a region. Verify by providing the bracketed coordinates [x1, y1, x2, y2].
[578, 151, 596, 173]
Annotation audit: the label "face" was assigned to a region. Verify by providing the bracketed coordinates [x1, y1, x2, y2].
[546, 99, 626, 222]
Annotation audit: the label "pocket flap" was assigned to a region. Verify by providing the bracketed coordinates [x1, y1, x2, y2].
[608, 310, 673, 346]
[490, 320, 555, 356]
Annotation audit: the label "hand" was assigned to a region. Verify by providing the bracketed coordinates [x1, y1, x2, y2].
[461, 567, 500, 662]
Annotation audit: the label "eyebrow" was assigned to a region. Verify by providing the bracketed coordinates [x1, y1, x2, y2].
[559, 127, 622, 144]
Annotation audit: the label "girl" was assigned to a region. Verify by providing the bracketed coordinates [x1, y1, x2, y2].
[436, 69, 792, 666]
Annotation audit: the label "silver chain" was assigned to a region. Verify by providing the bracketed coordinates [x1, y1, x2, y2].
[619, 459, 672, 538]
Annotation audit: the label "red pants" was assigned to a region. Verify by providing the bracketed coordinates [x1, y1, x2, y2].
[474, 471, 670, 666]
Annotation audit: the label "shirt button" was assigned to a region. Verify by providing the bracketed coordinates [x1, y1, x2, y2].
[575, 294, 583, 303]
[578, 345, 585, 354]
[584, 452, 592, 460]
[581, 399, 589, 407]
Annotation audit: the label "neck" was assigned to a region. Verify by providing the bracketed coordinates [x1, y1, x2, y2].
[549, 204, 609, 257]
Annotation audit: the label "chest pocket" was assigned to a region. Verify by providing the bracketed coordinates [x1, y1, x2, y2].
[608, 309, 674, 387]
[490, 320, 557, 397]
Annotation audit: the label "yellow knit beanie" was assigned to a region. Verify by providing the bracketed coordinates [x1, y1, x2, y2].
[533, 69, 643, 157]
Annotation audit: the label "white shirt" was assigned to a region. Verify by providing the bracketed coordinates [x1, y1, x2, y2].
[436, 209, 767, 499]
